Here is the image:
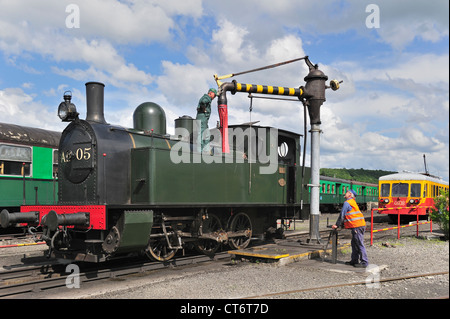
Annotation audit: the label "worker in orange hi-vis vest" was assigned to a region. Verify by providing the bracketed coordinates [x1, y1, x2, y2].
[332, 189, 369, 268]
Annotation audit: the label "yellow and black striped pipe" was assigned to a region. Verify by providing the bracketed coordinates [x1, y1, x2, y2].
[235, 82, 303, 97]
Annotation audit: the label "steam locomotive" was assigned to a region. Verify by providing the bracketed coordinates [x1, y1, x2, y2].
[1, 82, 312, 262]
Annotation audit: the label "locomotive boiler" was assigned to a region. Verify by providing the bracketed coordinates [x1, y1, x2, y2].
[3, 82, 310, 262]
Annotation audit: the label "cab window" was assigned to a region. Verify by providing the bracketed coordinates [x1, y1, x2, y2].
[410, 183, 421, 197]
[381, 184, 390, 197]
[392, 183, 408, 197]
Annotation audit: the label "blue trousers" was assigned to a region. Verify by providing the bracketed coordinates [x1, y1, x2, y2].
[350, 226, 369, 266]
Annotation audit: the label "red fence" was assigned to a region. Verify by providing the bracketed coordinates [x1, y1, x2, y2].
[370, 207, 433, 246]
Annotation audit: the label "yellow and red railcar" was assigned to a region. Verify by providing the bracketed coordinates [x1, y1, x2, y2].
[378, 172, 448, 219]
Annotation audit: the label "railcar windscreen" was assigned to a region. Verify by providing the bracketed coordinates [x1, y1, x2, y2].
[381, 184, 390, 197]
[392, 183, 408, 197]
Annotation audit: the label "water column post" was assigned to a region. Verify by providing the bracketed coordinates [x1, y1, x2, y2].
[303, 60, 329, 245]
[308, 123, 322, 244]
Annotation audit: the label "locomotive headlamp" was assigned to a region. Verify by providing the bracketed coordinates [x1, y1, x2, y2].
[58, 91, 79, 121]
[409, 199, 420, 205]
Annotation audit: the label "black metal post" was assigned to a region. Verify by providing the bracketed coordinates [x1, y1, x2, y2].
[331, 229, 338, 264]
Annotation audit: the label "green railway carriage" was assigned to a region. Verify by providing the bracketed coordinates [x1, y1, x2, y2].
[313, 175, 378, 212]
[0, 123, 60, 228]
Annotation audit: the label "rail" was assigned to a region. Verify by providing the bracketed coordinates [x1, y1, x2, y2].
[0, 251, 232, 298]
[370, 207, 433, 246]
[242, 270, 449, 299]
[0, 241, 45, 249]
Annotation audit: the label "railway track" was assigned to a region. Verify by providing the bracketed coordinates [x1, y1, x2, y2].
[0, 215, 444, 299]
[0, 251, 231, 298]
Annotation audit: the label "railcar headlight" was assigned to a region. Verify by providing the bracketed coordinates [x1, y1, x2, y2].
[58, 91, 79, 122]
[380, 198, 389, 204]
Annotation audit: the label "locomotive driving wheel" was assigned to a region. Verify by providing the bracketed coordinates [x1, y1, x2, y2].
[195, 213, 223, 256]
[145, 221, 178, 262]
[228, 212, 252, 250]
[145, 235, 178, 262]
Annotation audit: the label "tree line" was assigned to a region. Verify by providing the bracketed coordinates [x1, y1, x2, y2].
[320, 168, 396, 184]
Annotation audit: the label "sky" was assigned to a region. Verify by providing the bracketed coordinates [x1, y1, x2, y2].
[0, 0, 448, 181]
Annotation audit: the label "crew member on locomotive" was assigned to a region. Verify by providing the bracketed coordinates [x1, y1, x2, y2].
[332, 189, 369, 268]
[195, 88, 217, 152]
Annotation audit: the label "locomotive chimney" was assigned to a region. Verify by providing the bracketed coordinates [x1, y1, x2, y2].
[85, 82, 107, 124]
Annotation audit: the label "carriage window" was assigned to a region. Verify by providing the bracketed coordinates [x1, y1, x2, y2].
[392, 183, 408, 197]
[381, 184, 390, 197]
[410, 184, 421, 197]
[53, 150, 59, 178]
[0, 144, 32, 176]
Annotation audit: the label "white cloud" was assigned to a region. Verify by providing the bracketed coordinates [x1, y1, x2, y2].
[373, 1, 449, 50]
[0, 87, 66, 131]
[157, 61, 216, 105]
[351, 53, 449, 85]
[206, 0, 449, 51]
[0, 0, 202, 90]
[211, 19, 256, 66]
[0, 0, 203, 45]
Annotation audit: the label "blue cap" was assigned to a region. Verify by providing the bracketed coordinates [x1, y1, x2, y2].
[349, 189, 357, 197]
